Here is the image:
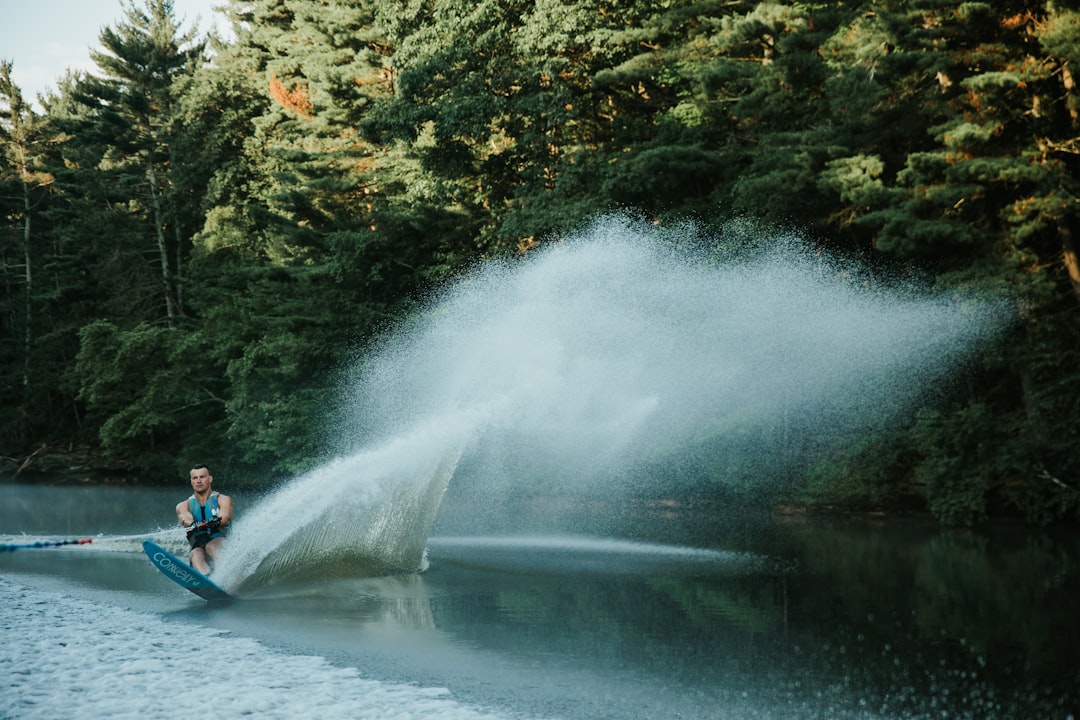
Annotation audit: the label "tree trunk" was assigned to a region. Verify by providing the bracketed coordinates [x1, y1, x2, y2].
[22, 191, 31, 390]
[175, 222, 184, 316]
[147, 160, 175, 325]
[1061, 217, 1080, 307]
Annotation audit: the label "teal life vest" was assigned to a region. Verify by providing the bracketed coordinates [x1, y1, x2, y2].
[188, 492, 220, 523]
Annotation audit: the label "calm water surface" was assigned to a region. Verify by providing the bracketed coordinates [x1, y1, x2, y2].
[2, 482, 1078, 720]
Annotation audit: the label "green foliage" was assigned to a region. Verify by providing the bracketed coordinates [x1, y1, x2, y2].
[910, 403, 1011, 526]
[75, 320, 228, 475]
[1, 0, 1078, 526]
[819, 154, 886, 207]
[222, 334, 333, 473]
[70, 0, 207, 323]
[799, 434, 919, 511]
[0, 61, 48, 451]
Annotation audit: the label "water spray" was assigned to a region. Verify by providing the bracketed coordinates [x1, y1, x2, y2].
[218, 215, 1005, 588]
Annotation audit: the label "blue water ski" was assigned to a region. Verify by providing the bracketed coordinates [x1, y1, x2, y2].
[142, 539, 231, 603]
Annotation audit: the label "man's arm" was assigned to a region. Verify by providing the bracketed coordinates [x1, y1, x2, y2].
[217, 495, 233, 528]
[176, 500, 194, 527]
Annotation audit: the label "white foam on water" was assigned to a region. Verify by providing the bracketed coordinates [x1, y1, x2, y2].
[426, 534, 780, 577]
[0, 578, 517, 720]
[432, 534, 729, 555]
[429, 534, 760, 565]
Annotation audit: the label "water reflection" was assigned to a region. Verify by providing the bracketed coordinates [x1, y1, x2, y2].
[417, 517, 1080, 717]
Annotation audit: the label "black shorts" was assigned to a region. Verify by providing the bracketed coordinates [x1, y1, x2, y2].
[188, 529, 224, 550]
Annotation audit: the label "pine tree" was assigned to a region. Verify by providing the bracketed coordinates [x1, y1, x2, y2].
[49, 1, 216, 474]
[0, 61, 55, 455]
[73, 0, 206, 325]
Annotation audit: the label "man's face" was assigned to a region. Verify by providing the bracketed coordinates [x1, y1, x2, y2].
[190, 467, 212, 493]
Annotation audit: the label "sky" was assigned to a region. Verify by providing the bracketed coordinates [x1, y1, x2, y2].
[0, 0, 227, 104]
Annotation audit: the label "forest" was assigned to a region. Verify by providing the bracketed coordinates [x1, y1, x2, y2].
[2, 0, 1079, 526]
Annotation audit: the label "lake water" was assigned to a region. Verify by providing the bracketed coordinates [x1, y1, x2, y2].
[2, 482, 1078, 720]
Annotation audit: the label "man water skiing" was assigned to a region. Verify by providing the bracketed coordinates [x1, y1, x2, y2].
[175, 464, 233, 576]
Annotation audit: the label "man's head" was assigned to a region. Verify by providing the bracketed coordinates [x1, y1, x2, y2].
[189, 464, 213, 493]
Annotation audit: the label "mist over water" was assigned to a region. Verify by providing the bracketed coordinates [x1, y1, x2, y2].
[217, 215, 1003, 591]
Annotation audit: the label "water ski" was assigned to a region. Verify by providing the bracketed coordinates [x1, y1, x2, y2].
[142, 539, 231, 603]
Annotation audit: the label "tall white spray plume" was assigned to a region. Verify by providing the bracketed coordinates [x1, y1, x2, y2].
[213, 215, 1004, 592]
